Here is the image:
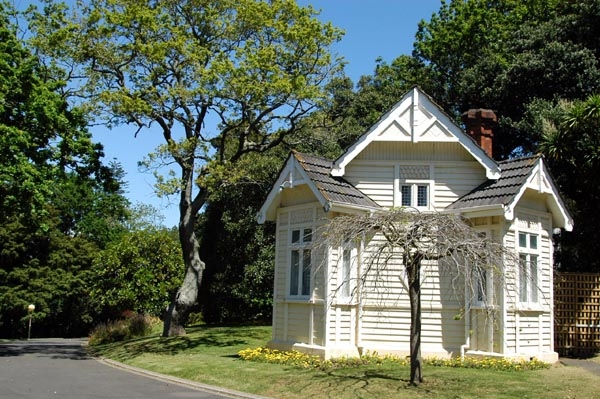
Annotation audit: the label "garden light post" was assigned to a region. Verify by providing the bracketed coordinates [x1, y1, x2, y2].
[27, 304, 35, 340]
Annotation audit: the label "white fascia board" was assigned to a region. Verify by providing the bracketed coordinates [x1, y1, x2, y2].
[326, 202, 381, 216]
[331, 107, 403, 177]
[442, 204, 506, 219]
[332, 88, 418, 177]
[257, 155, 327, 223]
[332, 87, 501, 180]
[256, 155, 295, 223]
[457, 136, 501, 179]
[504, 159, 574, 231]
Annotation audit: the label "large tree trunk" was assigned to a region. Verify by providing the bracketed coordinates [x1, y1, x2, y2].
[407, 254, 423, 386]
[163, 176, 205, 337]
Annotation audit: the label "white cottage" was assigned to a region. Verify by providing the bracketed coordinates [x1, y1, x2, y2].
[257, 87, 573, 363]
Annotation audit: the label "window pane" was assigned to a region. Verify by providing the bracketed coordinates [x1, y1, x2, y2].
[519, 233, 527, 248]
[301, 249, 311, 296]
[476, 269, 487, 303]
[519, 254, 528, 302]
[290, 250, 299, 295]
[303, 228, 312, 243]
[291, 230, 300, 244]
[342, 248, 351, 297]
[529, 235, 538, 250]
[530, 256, 538, 302]
[401, 185, 411, 206]
[417, 185, 428, 207]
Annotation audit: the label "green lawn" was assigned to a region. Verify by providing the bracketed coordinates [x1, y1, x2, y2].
[89, 325, 600, 399]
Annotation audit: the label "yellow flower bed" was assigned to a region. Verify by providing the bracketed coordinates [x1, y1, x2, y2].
[238, 347, 549, 372]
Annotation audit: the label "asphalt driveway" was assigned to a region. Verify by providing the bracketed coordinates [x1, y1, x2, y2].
[0, 338, 266, 399]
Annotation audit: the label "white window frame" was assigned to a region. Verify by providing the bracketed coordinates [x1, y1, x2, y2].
[471, 230, 494, 307]
[288, 226, 313, 299]
[394, 164, 434, 211]
[338, 241, 358, 301]
[517, 231, 540, 306]
[399, 180, 432, 210]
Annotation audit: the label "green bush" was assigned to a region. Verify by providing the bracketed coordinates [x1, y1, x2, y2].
[89, 312, 158, 345]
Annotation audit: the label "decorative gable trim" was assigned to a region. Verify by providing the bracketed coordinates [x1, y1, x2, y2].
[257, 153, 324, 224]
[505, 158, 573, 231]
[447, 156, 573, 231]
[257, 152, 381, 224]
[332, 87, 501, 179]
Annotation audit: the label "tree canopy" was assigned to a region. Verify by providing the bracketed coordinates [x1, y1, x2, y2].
[27, 0, 344, 334]
[0, 1, 130, 337]
[414, 0, 600, 158]
[326, 0, 600, 272]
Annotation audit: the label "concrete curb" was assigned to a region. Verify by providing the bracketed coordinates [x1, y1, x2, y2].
[83, 339, 272, 399]
[95, 357, 273, 399]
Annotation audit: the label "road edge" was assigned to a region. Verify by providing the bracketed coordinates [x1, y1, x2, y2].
[87, 345, 272, 399]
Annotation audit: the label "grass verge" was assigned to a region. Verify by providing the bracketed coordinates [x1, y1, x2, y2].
[89, 325, 600, 399]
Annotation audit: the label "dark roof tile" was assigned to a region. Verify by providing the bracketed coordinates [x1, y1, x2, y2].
[293, 151, 381, 209]
[448, 155, 539, 210]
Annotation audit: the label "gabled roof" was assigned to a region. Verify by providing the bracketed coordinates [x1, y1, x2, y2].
[447, 155, 573, 230]
[257, 151, 381, 223]
[293, 152, 381, 210]
[332, 86, 501, 180]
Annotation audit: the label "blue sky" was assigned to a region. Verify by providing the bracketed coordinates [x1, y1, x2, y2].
[91, 1, 442, 227]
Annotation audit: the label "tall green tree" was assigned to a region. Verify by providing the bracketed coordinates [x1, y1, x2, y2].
[0, 1, 129, 338]
[414, 0, 600, 158]
[526, 95, 600, 272]
[28, 0, 344, 335]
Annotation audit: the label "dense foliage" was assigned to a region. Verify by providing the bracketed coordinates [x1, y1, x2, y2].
[27, 0, 345, 334]
[197, 152, 281, 323]
[91, 229, 183, 319]
[0, 2, 129, 337]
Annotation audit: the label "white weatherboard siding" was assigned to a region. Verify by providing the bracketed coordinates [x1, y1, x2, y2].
[355, 248, 466, 357]
[345, 163, 395, 208]
[502, 206, 555, 359]
[434, 163, 487, 209]
[270, 203, 328, 349]
[345, 142, 487, 210]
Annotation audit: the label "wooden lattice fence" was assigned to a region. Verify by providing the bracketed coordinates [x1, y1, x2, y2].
[554, 272, 600, 357]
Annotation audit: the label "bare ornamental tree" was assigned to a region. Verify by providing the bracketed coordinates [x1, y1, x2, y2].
[320, 208, 517, 386]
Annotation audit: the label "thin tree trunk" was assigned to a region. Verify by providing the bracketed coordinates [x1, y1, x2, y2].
[407, 254, 423, 385]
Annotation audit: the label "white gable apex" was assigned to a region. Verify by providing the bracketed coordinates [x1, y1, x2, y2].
[257, 154, 325, 224]
[332, 87, 501, 179]
[506, 158, 574, 231]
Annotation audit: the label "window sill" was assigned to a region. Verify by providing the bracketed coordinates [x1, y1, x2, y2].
[513, 304, 548, 313]
[470, 304, 498, 310]
[284, 297, 324, 305]
[333, 299, 358, 306]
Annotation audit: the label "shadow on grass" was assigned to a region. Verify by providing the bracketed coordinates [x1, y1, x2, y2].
[292, 367, 414, 399]
[89, 324, 270, 362]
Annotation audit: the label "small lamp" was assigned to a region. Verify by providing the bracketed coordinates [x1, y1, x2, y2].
[27, 304, 35, 340]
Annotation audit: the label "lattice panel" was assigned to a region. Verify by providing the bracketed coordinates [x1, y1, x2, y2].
[555, 272, 600, 356]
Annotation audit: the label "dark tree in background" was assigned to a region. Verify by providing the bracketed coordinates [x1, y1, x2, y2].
[0, 2, 129, 338]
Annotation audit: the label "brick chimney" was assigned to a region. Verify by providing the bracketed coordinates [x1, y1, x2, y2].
[461, 108, 497, 159]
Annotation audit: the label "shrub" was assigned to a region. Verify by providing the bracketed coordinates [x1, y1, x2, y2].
[89, 312, 159, 345]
